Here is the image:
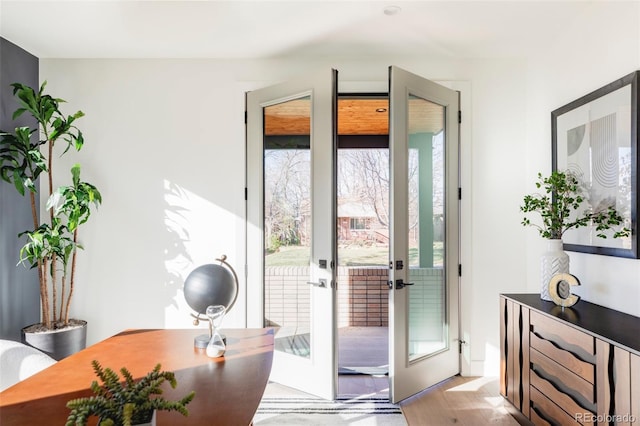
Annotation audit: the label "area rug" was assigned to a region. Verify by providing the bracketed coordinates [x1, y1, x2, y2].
[338, 366, 388, 376]
[253, 396, 407, 425]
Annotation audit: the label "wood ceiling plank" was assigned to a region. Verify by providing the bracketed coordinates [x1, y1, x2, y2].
[264, 98, 444, 136]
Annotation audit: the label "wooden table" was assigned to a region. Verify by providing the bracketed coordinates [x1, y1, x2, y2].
[0, 328, 274, 425]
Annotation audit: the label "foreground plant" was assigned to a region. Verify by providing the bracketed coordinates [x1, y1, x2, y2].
[521, 170, 629, 239]
[65, 360, 195, 426]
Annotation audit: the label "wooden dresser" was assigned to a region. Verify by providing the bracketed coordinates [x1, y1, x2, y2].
[500, 294, 640, 425]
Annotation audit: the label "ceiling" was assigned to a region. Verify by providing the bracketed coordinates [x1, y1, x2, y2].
[0, 1, 597, 60]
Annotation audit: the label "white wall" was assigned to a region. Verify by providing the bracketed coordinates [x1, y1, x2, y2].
[38, 0, 639, 377]
[40, 60, 252, 343]
[524, 1, 640, 317]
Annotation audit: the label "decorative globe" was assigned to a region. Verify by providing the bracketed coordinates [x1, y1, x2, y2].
[184, 264, 238, 315]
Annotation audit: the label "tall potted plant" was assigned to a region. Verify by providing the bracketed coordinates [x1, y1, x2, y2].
[521, 171, 628, 300]
[0, 82, 101, 359]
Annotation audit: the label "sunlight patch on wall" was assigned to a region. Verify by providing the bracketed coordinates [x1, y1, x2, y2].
[484, 343, 500, 376]
[161, 178, 238, 331]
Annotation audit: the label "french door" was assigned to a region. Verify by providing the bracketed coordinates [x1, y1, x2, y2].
[388, 66, 460, 403]
[246, 69, 338, 400]
[246, 66, 459, 402]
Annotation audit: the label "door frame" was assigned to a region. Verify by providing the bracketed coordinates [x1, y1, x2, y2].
[245, 71, 472, 402]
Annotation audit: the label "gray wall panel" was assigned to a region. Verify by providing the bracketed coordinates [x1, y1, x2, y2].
[0, 38, 39, 341]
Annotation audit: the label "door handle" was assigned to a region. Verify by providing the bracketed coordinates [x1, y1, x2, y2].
[388, 279, 414, 290]
[307, 279, 327, 288]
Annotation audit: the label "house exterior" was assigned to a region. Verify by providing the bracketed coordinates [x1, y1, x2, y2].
[337, 201, 387, 245]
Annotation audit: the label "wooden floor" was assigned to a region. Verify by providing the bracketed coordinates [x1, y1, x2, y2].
[266, 327, 518, 425]
[264, 376, 518, 425]
[399, 375, 519, 426]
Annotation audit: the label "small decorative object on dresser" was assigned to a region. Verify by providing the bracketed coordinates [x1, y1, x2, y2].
[521, 171, 628, 300]
[539, 239, 569, 301]
[547, 272, 580, 308]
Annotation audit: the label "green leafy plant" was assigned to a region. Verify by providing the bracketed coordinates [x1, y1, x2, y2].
[0, 82, 101, 329]
[65, 360, 195, 426]
[521, 171, 629, 239]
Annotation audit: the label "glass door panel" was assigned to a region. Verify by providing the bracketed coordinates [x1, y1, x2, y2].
[263, 97, 312, 359]
[407, 97, 447, 361]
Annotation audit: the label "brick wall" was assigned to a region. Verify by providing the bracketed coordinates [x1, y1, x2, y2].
[264, 266, 310, 328]
[336, 267, 389, 327]
[265, 266, 445, 332]
[264, 266, 444, 330]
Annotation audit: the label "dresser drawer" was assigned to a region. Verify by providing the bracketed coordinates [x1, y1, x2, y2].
[530, 311, 595, 358]
[530, 368, 595, 424]
[530, 330, 595, 384]
[530, 386, 581, 426]
[530, 347, 595, 406]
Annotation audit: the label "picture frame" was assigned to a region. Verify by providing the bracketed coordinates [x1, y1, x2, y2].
[552, 70, 640, 258]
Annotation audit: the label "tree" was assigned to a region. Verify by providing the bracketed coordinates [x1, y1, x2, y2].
[264, 149, 310, 250]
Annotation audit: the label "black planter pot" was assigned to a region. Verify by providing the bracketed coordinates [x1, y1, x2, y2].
[21, 320, 87, 360]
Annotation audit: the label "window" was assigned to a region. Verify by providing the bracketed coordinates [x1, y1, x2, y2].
[350, 218, 367, 230]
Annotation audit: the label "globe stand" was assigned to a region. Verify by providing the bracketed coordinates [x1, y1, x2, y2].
[193, 335, 227, 351]
[194, 334, 210, 350]
[191, 313, 227, 350]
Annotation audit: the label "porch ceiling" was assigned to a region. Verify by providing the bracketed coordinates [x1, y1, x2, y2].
[265, 98, 445, 136]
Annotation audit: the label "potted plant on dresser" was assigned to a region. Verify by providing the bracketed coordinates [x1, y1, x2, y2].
[0, 82, 101, 359]
[520, 170, 628, 301]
